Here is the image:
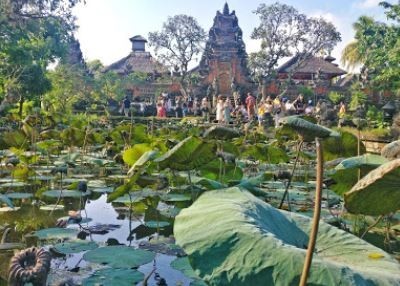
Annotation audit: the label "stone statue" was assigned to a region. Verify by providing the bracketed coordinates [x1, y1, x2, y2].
[212, 77, 218, 95]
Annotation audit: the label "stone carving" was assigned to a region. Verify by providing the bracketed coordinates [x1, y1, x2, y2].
[198, 3, 251, 95]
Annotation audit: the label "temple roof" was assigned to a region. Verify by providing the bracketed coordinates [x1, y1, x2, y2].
[104, 52, 167, 75]
[277, 54, 346, 77]
[130, 35, 147, 42]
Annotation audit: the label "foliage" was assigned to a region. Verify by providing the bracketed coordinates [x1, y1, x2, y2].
[297, 86, 314, 101]
[322, 130, 365, 161]
[174, 187, 400, 285]
[0, 0, 82, 114]
[148, 14, 206, 93]
[155, 136, 216, 171]
[344, 159, 400, 215]
[349, 87, 368, 111]
[248, 2, 341, 80]
[82, 268, 144, 286]
[327, 91, 344, 105]
[342, 3, 400, 92]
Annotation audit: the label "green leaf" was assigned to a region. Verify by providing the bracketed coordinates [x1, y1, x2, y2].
[83, 268, 144, 286]
[322, 130, 365, 161]
[127, 150, 158, 176]
[171, 257, 207, 286]
[330, 154, 389, 196]
[123, 143, 152, 166]
[155, 136, 216, 171]
[32, 228, 78, 240]
[203, 126, 241, 140]
[344, 159, 400, 215]
[279, 116, 336, 141]
[174, 187, 400, 285]
[83, 246, 155, 268]
[241, 143, 289, 163]
[52, 240, 98, 254]
[199, 160, 243, 184]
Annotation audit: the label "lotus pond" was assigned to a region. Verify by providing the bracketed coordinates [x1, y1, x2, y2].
[0, 116, 400, 285]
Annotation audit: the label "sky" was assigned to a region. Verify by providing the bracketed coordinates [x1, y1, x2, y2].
[73, 0, 394, 70]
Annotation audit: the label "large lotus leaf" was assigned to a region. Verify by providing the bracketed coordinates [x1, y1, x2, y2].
[190, 176, 225, 190]
[123, 143, 152, 166]
[83, 246, 155, 268]
[174, 187, 400, 286]
[203, 126, 241, 140]
[83, 268, 144, 286]
[127, 150, 158, 176]
[322, 130, 365, 161]
[279, 116, 335, 141]
[155, 136, 216, 171]
[381, 140, 400, 160]
[330, 154, 389, 196]
[0, 130, 27, 148]
[32, 228, 78, 240]
[241, 143, 289, 163]
[171, 257, 207, 286]
[199, 159, 243, 184]
[52, 240, 98, 254]
[344, 159, 400, 215]
[335, 154, 388, 170]
[60, 127, 85, 147]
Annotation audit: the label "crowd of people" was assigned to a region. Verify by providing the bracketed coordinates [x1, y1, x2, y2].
[120, 90, 347, 128]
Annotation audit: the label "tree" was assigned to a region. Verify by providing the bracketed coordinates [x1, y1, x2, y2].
[248, 2, 341, 84]
[343, 3, 400, 93]
[148, 14, 206, 95]
[0, 0, 82, 117]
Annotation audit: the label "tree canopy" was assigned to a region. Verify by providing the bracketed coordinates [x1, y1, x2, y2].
[248, 2, 341, 81]
[148, 14, 206, 94]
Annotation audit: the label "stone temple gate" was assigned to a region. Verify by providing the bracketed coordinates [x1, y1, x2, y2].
[196, 3, 252, 96]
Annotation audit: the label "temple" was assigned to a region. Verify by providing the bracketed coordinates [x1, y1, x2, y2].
[197, 3, 252, 96]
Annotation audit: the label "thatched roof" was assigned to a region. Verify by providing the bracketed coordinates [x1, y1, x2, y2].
[103, 51, 167, 75]
[277, 54, 346, 77]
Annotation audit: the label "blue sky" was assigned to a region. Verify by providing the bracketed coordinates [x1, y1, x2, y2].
[73, 0, 393, 70]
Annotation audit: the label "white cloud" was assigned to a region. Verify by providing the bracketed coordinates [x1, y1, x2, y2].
[356, 0, 381, 9]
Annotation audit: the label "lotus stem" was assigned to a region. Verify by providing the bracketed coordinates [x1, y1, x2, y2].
[360, 214, 384, 239]
[299, 137, 323, 286]
[279, 140, 303, 210]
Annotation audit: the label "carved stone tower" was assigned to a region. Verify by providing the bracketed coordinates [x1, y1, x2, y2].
[198, 3, 251, 95]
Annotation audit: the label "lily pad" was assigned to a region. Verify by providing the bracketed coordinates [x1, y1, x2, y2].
[162, 194, 191, 202]
[144, 221, 170, 228]
[0, 182, 27, 188]
[52, 240, 98, 254]
[82, 268, 144, 286]
[87, 180, 107, 188]
[174, 187, 400, 286]
[344, 159, 400, 215]
[5, 192, 33, 199]
[91, 187, 114, 193]
[0, 206, 20, 212]
[32, 228, 78, 240]
[39, 204, 64, 211]
[42, 190, 89, 198]
[83, 246, 155, 268]
[381, 140, 400, 160]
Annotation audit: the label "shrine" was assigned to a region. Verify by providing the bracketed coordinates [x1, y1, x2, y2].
[196, 3, 252, 96]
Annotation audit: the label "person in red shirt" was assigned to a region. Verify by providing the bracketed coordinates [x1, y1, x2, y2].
[245, 92, 256, 121]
